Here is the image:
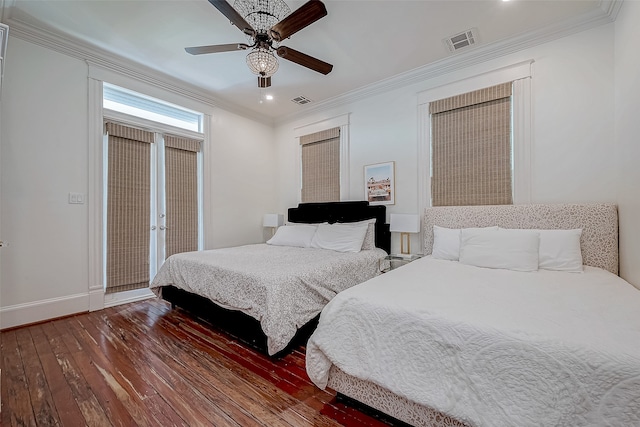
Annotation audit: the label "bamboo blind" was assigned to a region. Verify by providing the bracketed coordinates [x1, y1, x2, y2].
[300, 127, 340, 203]
[430, 82, 513, 206]
[105, 122, 153, 294]
[164, 135, 201, 258]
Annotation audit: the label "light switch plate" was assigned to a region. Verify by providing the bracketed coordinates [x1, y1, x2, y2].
[68, 192, 85, 204]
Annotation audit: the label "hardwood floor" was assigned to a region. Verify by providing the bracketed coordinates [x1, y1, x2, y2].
[1, 298, 404, 427]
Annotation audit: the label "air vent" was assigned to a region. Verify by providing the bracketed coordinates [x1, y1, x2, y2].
[291, 96, 312, 105]
[443, 28, 478, 52]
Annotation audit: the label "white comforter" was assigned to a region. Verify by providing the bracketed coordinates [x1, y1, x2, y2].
[306, 257, 640, 426]
[150, 244, 387, 355]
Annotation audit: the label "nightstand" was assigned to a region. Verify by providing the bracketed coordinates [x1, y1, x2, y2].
[379, 254, 423, 273]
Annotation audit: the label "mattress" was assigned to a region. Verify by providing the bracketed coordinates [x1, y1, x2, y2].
[306, 257, 640, 426]
[150, 243, 387, 355]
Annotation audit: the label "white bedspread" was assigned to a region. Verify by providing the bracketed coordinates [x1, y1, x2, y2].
[150, 244, 387, 355]
[306, 257, 640, 426]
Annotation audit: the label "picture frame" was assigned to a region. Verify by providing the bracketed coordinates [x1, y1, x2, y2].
[364, 161, 395, 205]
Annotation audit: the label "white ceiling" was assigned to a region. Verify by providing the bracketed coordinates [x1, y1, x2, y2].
[1, 0, 617, 122]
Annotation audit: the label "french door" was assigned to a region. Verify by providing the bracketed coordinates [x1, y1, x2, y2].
[104, 121, 202, 294]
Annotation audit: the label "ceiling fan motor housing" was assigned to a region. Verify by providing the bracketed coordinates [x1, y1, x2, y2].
[258, 76, 271, 88]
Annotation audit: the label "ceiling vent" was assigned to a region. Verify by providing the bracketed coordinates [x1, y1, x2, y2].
[443, 28, 478, 52]
[291, 96, 312, 105]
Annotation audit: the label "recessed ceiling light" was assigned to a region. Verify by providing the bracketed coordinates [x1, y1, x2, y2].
[265, 94, 274, 101]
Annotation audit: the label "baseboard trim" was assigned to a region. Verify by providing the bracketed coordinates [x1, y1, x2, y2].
[1, 293, 89, 330]
[89, 287, 104, 312]
[1, 288, 156, 329]
[103, 288, 155, 308]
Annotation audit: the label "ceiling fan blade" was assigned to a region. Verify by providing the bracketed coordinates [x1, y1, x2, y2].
[185, 43, 250, 55]
[276, 46, 333, 75]
[207, 0, 256, 37]
[269, 0, 327, 42]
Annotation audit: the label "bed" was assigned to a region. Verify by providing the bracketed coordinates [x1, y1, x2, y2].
[150, 201, 390, 356]
[306, 203, 640, 426]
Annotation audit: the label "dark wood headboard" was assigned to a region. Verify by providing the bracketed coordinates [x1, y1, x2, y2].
[288, 201, 390, 254]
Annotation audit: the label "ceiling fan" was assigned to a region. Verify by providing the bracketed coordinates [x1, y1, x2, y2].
[186, 0, 333, 88]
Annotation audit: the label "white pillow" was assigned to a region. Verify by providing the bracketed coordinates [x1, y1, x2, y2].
[310, 222, 369, 253]
[432, 226, 462, 260]
[266, 224, 317, 248]
[338, 218, 377, 250]
[361, 222, 376, 250]
[533, 228, 583, 272]
[460, 228, 540, 272]
[432, 225, 498, 261]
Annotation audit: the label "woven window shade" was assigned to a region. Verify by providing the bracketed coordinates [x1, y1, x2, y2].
[105, 123, 153, 294]
[430, 82, 513, 207]
[164, 135, 201, 258]
[300, 127, 340, 203]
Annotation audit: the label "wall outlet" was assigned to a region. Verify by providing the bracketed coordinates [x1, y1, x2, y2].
[68, 192, 85, 204]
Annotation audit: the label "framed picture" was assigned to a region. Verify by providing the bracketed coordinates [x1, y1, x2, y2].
[364, 161, 395, 205]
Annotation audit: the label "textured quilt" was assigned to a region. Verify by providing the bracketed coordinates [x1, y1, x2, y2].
[150, 244, 387, 355]
[306, 257, 640, 426]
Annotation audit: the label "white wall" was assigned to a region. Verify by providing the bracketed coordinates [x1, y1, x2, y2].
[2, 5, 636, 328]
[0, 37, 277, 327]
[615, 0, 640, 288]
[1, 38, 90, 324]
[207, 108, 277, 248]
[275, 23, 618, 254]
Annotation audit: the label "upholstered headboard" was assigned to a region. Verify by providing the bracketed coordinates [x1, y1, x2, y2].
[423, 204, 618, 274]
[288, 201, 391, 254]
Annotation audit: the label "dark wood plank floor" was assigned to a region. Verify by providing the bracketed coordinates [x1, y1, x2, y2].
[1, 298, 402, 427]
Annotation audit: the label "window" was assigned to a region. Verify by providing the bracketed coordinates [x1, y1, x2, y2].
[294, 114, 351, 203]
[103, 83, 202, 132]
[429, 82, 513, 206]
[417, 61, 533, 217]
[103, 85, 204, 294]
[300, 127, 341, 202]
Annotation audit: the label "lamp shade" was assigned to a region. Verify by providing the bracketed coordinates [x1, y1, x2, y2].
[263, 213, 284, 228]
[389, 214, 420, 233]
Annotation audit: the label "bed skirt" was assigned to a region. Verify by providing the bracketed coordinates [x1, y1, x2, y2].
[160, 285, 319, 357]
[327, 366, 471, 427]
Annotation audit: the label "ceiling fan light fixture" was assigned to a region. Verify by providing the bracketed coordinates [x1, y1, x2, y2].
[234, 0, 291, 34]
[186, 0, 333, 88]
[247, 48, 279, 77]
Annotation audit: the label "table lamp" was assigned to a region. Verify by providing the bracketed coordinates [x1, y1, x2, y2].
[263, 213, 284, 236]
[389, 214, 420, 255]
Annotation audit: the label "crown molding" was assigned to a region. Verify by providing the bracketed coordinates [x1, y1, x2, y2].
[0, 0, 15, 23]
[2, 0, 621, 128]
[599, 0, 624, 18]
[276, 0, 621, 125]
[2, 13, 275, 126]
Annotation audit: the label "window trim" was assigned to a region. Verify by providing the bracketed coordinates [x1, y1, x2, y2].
[103, 109, 204, 141]
[294, 114, 351, 202]
[88, 78, 209, 311]
[417, 61, 533, 228]
[103, 82, 203, 132]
